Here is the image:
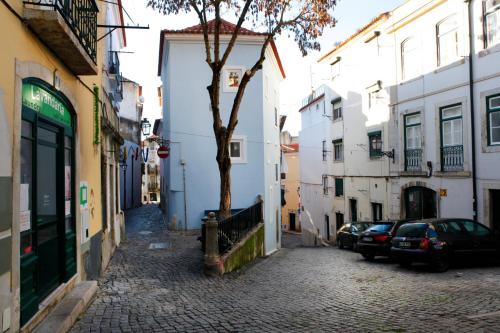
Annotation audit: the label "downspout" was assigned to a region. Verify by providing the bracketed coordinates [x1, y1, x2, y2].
[466, 0, 478, 221]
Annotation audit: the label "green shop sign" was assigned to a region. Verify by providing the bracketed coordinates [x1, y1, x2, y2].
[22, 83, 72, 127]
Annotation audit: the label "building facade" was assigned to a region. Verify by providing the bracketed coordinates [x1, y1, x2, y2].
[280, 132, 300, 232]
[0, 0, 127, 330]
[311, 0, 500, 234]
[158, 19, 285, 254]
[119, 80, 143, 210]
[142, 137, 161, 203]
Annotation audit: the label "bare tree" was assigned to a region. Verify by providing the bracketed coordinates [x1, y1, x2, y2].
[149, 0, 337, 218]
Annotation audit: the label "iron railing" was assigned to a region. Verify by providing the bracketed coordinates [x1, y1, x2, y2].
[217, 201, 263, 255]
[25, 0, 98, 62]
[405, 148, 422, 172]
[441, 145, 464, 172]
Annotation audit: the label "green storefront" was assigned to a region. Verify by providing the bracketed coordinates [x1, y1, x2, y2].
[20, 79, 77, 325]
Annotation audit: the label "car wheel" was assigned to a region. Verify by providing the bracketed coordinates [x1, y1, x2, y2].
[362, 252, 375, 261]
[337, 240, 344, 249]
[431, 254, 450, 272]
[398, 260, 412, 268]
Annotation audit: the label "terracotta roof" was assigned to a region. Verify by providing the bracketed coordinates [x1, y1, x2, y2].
[317, 12, 390, 63]
[158, 19, 285, 78]
[281, 144, 299, 152]
[117, 0, 126, 47]
[298, 93, 325, 112]
[162, 18, 267, 36]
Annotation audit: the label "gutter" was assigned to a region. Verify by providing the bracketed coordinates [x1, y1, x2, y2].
[466, 0, 478, 221]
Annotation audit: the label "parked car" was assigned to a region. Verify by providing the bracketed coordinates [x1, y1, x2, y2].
[357, 220, 415, 260]
[337, 222, 372, 251]
[391, 219, 500, 272]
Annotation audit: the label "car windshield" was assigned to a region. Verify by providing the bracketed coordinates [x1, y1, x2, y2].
[353, 223, 371, 232]
[396, 223, 428, 237]
[366, 223, 392, 233]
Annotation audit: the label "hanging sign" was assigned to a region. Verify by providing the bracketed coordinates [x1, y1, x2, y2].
[22, 82, 72, 127]
[157, 145, 169, 159]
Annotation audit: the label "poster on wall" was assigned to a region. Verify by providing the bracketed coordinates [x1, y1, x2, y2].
[65, 166, 71, 198]
[20, 183, 29, 212]
[80, 181, 88, 209]
[20, 210, 31, 232]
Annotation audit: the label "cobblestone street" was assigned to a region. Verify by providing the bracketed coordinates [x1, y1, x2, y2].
[71, 205, 500, 332]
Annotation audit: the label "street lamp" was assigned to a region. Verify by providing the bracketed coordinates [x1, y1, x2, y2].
[141, 118, 151, 136]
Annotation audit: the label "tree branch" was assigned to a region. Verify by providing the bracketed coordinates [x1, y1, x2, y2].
[220, 0, 253, 67]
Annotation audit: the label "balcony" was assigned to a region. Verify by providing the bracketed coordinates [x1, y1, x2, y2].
[441, 145, 464, 172]
[23, 0, 98, 75]
[405, 148, 422, 172]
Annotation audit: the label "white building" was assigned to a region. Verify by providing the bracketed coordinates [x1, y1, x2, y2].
[157, 19, 285, 254]
[142, 137, 161, 203]
[309, 0, 500, 234]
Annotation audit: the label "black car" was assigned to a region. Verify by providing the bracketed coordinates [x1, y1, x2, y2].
[391, 219, 500, 272]
[357, 220, 415, 260]
[337, 222, 372, 251]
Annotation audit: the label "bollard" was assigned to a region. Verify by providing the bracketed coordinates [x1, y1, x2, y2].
[204, 212, 221, 276]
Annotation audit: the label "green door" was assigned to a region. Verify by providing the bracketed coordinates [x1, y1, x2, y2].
[19, 79, 76, 326]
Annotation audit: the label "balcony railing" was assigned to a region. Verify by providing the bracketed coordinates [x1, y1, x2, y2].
[109, 51, 120, 75]
[24, 0, 98, 74]
[405, 148, 422, 172]
[441, 145, 464, 172]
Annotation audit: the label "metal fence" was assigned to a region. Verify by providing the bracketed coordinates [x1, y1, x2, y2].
[26, 0, 98, 62]
[218, 201, 263, 255]
[441, 145, 464, 172]
[405, 148, 422, 172]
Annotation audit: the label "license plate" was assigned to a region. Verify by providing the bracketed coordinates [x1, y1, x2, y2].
[399, 241, 411, 248]
[363, 237, 373, 242]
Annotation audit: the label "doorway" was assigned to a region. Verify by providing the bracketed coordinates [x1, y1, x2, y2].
[19, 79, 76, 325]
[325, 215, 330, 240]
[490, 190, 500, 233]
[289, 212, 296, 231]
[404, 186, 437, 220]
[336, 212, 344, 230]
[350, 199, 357, 222]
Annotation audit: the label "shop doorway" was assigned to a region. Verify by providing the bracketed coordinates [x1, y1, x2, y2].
[404, 186, 437, 220]
[289, 212, 296, 231]
[19, 79, 76, 325]
[490, 190, 500, 233]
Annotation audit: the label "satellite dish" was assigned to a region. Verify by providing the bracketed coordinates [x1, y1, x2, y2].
[138, 96, 145, 104]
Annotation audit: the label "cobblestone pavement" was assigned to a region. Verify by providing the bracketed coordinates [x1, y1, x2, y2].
[71, 205, 500, 333]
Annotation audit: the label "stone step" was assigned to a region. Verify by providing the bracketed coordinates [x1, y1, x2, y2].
[33, 281, 97, 333]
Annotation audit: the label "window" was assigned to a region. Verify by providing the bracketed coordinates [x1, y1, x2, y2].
[371, 203, 383, 222]
[404, 113, 422, 171]
[437, 15, 459, 66]
[331, 57, 341, 79]
[332, 99, 342, 120]
[350, 199, 358, 222]
[335, 178, 344, 197]
[401, 37, 420, 80]
[485, 0, 500, 48]
[229, 135, 247, 163]
[460, 220, 491, 237]
[333, 139, 343, 162]
[440, 104, 463, 171]
[322, 140, 327, 161]
[487, 94, 500, 145]
[322, 175, 329, 195]
[368, 131, 382, 158]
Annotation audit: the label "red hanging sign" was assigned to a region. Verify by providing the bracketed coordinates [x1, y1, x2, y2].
[157, 145, 169, 159]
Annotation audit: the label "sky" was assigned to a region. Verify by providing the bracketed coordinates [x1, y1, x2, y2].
[119, 0, 404, 136]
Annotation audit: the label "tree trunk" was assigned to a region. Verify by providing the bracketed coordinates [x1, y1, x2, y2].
[217, 141, 232, 219]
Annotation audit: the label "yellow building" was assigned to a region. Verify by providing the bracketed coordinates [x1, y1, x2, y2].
[281, 140, 301, 232]
[0, 0, 125, 330]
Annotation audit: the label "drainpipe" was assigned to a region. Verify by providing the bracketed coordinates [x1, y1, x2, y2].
[466, 0, 478, 221]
